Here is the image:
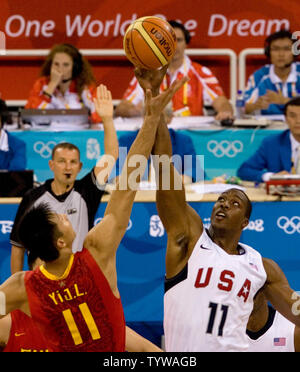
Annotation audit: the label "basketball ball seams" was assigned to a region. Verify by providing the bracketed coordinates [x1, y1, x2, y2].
[140, 20, 175, 59]
[142, 20, 176, 48]
[123, 16, 176, 70]
[131, 33, 153, 69]
[141, 22, 175, 59]
[124, 29, 152, 69]
[135, 35, 163, 68]
[139, 16, 176, 45]
[134, 22, 168, 66]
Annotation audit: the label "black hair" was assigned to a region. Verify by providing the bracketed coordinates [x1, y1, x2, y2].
[237, 189, 252, 219]
[264, 29, 294, 58]
[18, 203, 62, 262]
[224, 188, 252, 219]
[283, 96, 300, 115]
[51, 142, 80, 160]
[168, 20, 191, 44]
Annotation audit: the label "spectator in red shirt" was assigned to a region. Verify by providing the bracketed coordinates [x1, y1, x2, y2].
[115, 20, 233, 121]
[26, 43, 101, 123]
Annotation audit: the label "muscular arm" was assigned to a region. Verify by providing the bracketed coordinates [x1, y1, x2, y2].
[152, 117, 203, 277]
[85, 74, 187, 267]
[10, 245, 25, 274]
[125, 326, 163, 352]
[93, 85, 119, 185]
[294, 326, 300, 352]
[86, 110, 162, 258]
[0, 315, 11, 348]
[262, 258, 300, 327]
[0, 272, 29, 318]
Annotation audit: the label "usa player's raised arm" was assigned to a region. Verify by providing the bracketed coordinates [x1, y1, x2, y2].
[85, 75, 188, 261]
[152, 118, 203, 243]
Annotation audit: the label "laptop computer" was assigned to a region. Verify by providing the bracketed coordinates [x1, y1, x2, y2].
[20, 108, 90, 128]
[232, 118, 271, 128]
[0, 170, 34, 197]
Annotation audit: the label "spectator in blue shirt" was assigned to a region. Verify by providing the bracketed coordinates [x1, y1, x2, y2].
[0, 99, 26, 170]
[237, 97, 300, 182]
[244, 30, 300, 115]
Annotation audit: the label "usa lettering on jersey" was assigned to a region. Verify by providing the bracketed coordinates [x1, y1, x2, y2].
[194, 267, 251, 302]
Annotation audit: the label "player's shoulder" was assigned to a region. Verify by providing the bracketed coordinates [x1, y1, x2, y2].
[4, 271, 27, 296]
[262, 257, 285, 281]
[238, 242, 266, 268]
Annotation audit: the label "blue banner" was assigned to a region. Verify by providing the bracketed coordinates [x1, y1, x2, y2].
[183, 128, 282, 179]
[13, 128, 283, 182]
[1, 199, 299, 323]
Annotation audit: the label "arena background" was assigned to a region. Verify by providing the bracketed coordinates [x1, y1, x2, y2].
[1, 0, 300, 348]
[0, 0, 299, 102]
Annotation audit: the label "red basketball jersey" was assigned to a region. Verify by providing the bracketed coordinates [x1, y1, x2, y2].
[3, 310, 50, 352]
[24, 248, 125, 352]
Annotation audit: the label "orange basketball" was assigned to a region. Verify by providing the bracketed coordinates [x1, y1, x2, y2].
[123, 16, 177, 70]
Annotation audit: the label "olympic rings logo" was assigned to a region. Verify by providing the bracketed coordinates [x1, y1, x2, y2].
[207, 140, 243, 158]
[33, 141, 57, 158]
[277, 216, 300, 234]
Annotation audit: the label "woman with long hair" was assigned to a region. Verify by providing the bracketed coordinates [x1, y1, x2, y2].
[26, 43, 101, 123]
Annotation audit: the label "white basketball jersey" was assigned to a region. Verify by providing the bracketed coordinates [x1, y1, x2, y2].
[247, 308, 295, 352]
[164, 229, 267, 352]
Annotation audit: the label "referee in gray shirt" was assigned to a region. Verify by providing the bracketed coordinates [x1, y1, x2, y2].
[10, 84, 118, 273]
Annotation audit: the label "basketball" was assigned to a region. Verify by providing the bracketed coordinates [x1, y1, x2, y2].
[123, 16, 177, 70]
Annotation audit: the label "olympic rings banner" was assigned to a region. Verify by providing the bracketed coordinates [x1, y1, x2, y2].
[12, 128, 282, 182]
[1, 0, 300, 100]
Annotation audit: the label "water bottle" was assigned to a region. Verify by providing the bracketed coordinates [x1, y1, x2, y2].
[235, 90, 245, 119]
